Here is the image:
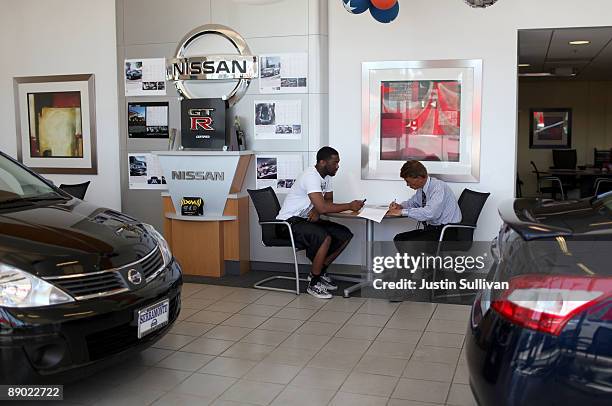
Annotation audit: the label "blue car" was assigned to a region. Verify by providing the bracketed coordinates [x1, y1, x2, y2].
[466, 196, 612, 406]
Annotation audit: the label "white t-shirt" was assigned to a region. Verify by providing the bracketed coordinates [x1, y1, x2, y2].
[277, 167, 332, 220]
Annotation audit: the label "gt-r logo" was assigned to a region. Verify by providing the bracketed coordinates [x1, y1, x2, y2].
[188, 108, 215, 131]
[190, 117, 214, 131]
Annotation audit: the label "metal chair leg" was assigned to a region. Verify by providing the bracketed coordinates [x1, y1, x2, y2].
[253, 250, 307, 296]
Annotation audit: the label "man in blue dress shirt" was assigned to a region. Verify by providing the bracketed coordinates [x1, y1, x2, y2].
[388, 160, 462, 252]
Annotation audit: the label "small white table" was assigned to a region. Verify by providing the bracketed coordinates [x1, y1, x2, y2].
[325, 208, 403, 297]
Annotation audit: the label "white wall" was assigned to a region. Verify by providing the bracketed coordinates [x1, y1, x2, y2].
[327, 0, 612, 265]
[518, 80, 612, 196]
[0, 0, 121, 209]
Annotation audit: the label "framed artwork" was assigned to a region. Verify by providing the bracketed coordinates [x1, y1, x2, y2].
[362, 59, 482, 182]
[529, 108, 572, 149]
[13, 74, 97, 174]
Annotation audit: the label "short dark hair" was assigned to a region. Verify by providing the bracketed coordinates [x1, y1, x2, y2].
[400, 160, 428, 179]
[316, 146, 339, 162]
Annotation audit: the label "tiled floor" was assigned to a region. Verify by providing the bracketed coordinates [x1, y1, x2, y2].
[43, 283, 477, 406]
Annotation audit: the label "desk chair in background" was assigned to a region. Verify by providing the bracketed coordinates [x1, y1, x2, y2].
[247, 187, 307, 295]
[516, 172, 523, 198]
[594, 148, 612, 168]
[552, 149, 577, 169]
[59, 181, 90, 200]
[531, 161, 565, 200]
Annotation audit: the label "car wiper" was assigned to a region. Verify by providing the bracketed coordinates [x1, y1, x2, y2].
[0, 194, 68, 206]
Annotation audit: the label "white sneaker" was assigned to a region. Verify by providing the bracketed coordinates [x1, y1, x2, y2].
[308, 273, 338, 291]
[306, 281, 332, 299]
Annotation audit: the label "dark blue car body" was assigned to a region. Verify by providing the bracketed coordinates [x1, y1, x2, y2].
[466, 197, 612, 406]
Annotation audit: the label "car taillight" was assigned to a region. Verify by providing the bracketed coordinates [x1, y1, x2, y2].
[491, 274, 612, 336]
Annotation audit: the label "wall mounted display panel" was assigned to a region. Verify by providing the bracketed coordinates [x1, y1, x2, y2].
[243, 36, 310, 97]
[127, 101, 169, 138]
[229, 93, 310, 152]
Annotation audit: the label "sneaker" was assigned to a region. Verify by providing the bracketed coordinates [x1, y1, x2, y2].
[308, 272, 338, 291]
[320, 272, 339, 291]
[306, 281, 332, 299]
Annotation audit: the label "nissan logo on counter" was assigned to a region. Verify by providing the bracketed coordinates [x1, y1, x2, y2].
[171, 171, 225, 181]
[166, 24, 258, 106]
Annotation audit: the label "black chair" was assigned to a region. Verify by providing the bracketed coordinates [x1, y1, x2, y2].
[552, 149, 577, 170]
[435, 189, 491, 256]
[516, 172, 524, 198]
[431, 189, 490, 300]
[594, 148, 612, 168]
[59, 181, 90, 200]
[247, 187, 307, 295]
[531, 161, 564, 200]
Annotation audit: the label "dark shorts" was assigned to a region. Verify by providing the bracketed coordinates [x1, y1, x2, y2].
[279, 217, 353, 261]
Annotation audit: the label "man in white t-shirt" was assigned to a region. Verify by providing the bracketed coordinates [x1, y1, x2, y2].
[277, 146, 364, 299]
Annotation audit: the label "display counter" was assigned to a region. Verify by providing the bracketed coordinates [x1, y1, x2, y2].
[155, 151, 253, 278]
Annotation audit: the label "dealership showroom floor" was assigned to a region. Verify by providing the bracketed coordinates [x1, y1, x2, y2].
[39, 283, 473, 406]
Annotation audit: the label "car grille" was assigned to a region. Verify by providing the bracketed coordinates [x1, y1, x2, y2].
[141, 246, 165, 281]
[44, 245, 165, 300]
[85, 294, 180, 361]
[51, 272, 127, 300]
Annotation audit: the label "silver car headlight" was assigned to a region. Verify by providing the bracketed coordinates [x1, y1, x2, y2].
[143, 224, 172, 266]
[0, 264, 74, 308]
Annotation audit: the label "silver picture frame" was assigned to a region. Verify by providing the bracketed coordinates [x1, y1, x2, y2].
[361, 59, 482, 182]
[13, 74, 97, 174]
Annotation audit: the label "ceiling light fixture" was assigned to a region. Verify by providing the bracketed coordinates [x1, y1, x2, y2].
[518, 63, 531, 67]
[569, 40, 591, 45]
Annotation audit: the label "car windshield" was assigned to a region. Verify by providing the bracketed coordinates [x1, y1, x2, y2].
[0, 153, 63, 204]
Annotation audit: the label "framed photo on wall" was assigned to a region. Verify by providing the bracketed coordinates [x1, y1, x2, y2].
[13, 74, 97, 174]
[127, 101, 169, 139]
[529, 108, 572, 149]
[361, 59, 482, 182]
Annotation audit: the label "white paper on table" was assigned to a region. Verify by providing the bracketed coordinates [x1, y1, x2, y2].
[357, 207, 388, 223]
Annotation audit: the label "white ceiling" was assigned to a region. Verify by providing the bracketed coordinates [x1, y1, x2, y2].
[518, 27, 612, 81]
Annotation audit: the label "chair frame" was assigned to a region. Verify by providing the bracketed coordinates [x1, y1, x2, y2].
[531, 161, 565, 200]
[253, 220, 307, 295]
[594, 178, 612, 197]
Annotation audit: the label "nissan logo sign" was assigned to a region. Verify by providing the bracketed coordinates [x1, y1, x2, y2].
[171, 171, 225, 181]
[127, 269, 143, 285]
[166, 24, 258, 106]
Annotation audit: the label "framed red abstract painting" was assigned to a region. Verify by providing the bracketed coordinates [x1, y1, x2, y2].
[362, 60, 482, 182]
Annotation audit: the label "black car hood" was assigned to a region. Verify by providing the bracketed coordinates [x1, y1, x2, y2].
[499, 198, 612, 240]
[0, 199, 157, 278]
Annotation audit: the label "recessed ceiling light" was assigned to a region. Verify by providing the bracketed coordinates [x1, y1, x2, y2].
[569, 40, 591, 45]
[518, 63, 531, 67]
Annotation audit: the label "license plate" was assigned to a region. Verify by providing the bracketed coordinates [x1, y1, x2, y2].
[137, 298, 169, 338]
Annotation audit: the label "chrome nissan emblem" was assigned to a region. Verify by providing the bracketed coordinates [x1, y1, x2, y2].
[167, 24, 258, 106]
[127, 269, 143, 285]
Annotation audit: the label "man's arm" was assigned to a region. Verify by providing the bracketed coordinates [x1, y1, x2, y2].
[308, 192, 362, 214]
[324, 191, 333, 202]
[402, 188, 444, 221]
[400, 193, 421, 209]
